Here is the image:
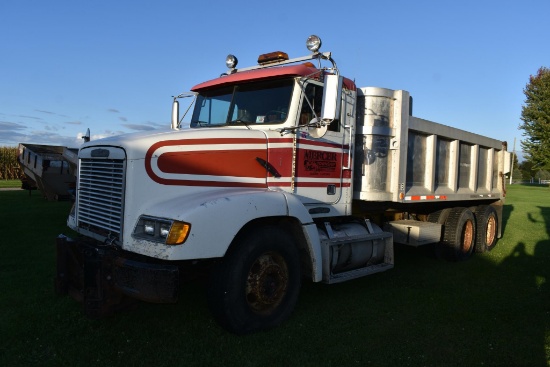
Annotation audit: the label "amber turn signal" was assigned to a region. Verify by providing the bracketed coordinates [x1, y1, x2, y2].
[166, 221, 191, 245]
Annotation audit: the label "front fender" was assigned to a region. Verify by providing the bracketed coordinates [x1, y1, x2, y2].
[283, 192, 322, 282]
[126, 188, 294, 260]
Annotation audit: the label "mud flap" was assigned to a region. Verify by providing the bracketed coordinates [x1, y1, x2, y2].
[55, 234, 179, 318]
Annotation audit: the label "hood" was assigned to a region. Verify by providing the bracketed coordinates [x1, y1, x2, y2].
[81, 127, 271, 189]
[80, 127, 267, 160]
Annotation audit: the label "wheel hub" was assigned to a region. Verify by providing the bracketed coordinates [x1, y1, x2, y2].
[486, 216, 496, 245]
[462, 220, 474, 253]
[245, 252, 289, 314]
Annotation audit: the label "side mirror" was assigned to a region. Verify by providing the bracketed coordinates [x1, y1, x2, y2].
[171, 99, 180, 130]
[321, 74, 343, 122]
[308, 118, 328, 138]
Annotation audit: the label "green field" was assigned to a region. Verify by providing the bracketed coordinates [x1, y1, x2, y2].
[0, 179, 20, 188]
[0, 185, 548, 366]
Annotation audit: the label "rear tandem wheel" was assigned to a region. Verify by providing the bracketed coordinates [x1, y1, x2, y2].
[440, 207, 476, 261]
[473, 205, 499, 253]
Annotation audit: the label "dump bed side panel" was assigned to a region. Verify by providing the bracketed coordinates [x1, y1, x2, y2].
[354, 87, 510, 204]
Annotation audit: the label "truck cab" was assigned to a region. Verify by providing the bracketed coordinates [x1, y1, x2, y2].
[178, 59, 357, 212]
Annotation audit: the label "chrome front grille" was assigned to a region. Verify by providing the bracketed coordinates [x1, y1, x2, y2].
[77, 158, 125, 240]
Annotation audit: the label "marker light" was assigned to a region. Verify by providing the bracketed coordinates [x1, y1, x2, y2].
[226, 54, 238, 69]
[257, 51, 289, 65]
[306, 35, 322, 53]
[166, 222, 191, 245]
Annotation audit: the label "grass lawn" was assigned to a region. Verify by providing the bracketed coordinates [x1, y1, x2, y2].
[0, 185, 548, 366]
[0, 179, 20, 188]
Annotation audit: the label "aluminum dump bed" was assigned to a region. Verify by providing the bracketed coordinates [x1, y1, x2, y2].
[354, 87, 511, 203]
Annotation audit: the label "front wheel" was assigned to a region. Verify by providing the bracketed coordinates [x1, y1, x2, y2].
[207, 226, 301, 334]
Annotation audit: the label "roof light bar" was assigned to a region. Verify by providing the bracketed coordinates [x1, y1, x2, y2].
[222, 35, 335, 74]
[257, 51, 289, 65]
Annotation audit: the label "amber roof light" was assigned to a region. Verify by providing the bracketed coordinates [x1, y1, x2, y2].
[257, 51, 289, 65]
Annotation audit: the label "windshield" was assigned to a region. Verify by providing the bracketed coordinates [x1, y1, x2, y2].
[190, 79, 294, 127]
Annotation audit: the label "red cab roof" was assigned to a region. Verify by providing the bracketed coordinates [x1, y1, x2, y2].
[191, 63, 356, 92]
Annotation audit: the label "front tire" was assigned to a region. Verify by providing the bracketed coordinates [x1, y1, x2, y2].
[207, 226, 301, 334]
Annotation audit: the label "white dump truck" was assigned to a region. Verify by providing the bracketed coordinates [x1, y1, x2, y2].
[55, 35, 511, 334]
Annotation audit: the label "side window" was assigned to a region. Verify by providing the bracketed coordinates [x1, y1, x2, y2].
[300, 84, 323, 125]
[299, 83, 340, 132]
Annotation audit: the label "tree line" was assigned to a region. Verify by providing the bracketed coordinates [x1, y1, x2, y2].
[519, 66, 550, 180]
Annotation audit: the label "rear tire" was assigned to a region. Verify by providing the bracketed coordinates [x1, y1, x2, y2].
[427, 208, 451, 225]
[474, 205, 499, 253]
[440, 207, 476, 261]
[207, 226, 301, 334]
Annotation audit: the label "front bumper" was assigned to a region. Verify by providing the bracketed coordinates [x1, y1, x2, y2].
[55, 234, 179, 318]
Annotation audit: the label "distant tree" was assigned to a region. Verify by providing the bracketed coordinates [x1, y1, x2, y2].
[512, 167, 523, 182]
[519, 67, 550, 168]
[519, 160, 535, 180]
[509, 153, 522, 182]
[535, 169, 550, 181]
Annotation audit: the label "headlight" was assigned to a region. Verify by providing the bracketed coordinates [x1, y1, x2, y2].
[306, 35, 322, 53]
[226, 54, 238, 69]
[133, 216, 191, 245]
[144, 221, 156, 235]
[159, 223, 171, 238]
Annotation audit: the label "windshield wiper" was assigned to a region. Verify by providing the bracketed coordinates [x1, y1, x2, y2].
[227, 119, 252, 129]
[276, 118, 327, 136]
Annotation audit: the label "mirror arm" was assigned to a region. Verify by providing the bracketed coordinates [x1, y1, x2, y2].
[179, 94, 197, 127]
[171, 92, 197, 129]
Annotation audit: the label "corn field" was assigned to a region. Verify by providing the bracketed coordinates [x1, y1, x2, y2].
[0, 146, 22, 180]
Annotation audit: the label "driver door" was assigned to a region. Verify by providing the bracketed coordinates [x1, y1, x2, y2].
[294, 81, 349, 205]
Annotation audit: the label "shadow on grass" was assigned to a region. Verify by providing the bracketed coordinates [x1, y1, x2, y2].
[495, 236, 549, 366]
[501, 203, 513, 237]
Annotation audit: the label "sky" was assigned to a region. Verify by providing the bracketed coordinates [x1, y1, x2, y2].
[1, 0, 549, 161]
